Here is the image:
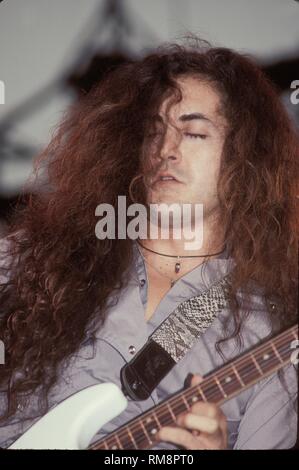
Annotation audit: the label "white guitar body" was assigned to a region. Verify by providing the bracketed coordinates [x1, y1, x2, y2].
[9, 383, 127, 450]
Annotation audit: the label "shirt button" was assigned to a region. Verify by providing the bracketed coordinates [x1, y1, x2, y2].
[140, 279, 146, 287]
[129, 345, 136, 355]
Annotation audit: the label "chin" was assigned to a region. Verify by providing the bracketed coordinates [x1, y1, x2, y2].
[148, 189, 186, 206]
[148, 196, 186, 206]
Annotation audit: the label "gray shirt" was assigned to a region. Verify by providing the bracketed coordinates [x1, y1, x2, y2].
[0, 242, 297, 449]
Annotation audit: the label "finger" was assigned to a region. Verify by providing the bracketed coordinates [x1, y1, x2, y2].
[157, 426, 205, 450]
[188, 401, 225, 420]
[190, 374, 203, 386]
[192, 429, 226, 450]
[191, 417, 227, 449]
[177, 412, 219, 434]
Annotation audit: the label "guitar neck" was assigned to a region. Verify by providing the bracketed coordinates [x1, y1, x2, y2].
[90, 324, 298, 450]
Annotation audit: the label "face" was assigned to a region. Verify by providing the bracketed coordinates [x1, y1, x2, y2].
[146, 76, 228, 219]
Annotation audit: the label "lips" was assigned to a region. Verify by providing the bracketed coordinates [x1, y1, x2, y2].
[154, 172, 181, 184]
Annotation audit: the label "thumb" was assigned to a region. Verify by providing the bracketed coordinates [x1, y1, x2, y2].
[184, 373, 204, 387]
[190, 374, 204, 386]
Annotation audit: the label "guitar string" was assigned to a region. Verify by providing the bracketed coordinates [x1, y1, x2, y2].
[123, 387, 299, 451]
[93, 351, 293, 450]
[94, 350, 292, 450]
[92, 334, 295, 450]
[91, 328, 296, 449]
[90, 327, 297, 449]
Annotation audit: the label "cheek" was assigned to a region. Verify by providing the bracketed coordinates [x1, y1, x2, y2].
[183, 140, 222, 163]
[188, 157, 221, 185]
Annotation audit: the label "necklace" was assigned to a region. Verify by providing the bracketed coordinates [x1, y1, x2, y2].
[137, 240, 225, 275]
[138, 249, 178, 287]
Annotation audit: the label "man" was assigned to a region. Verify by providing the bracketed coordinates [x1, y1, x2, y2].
[0, 41, 298, 450]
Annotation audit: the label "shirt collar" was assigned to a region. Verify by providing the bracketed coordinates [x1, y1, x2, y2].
[131, 240, 235, 292]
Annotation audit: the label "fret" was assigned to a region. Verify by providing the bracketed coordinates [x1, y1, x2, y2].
[254, 345, 278, 373]
[217, 369, 240, 397]
[117, 428, 135, 450]
[166, 402, 176, 422]
[184, 393, 195, 407]
[156, 404, 174, 427]
[271, 342, 283, 364]
[275, 335, 293, 362]
[182, 394, 190, 410]
[197, 385, 207, 401]
[232, 364, 245, 387]
[139, 419, 153, 447]
[235, 355, 263, 385]
[170, 395, 189, 416]
[91, 438, 108, 450]
[153, 411, 161, 427]
[143, 414, 160, 441]
[93, 440, 108, 450]
[129, 420, 147, 449]
[201, 379, 224, 402]
[114, 433, 122, 449]
[214, 376, 227, 398]
[189, 393, 200, 404]
[100, 439, 109, 450]
[106, 433, 123, 450]
[185, 388, 206, 407]
[250, 353, 263, 375]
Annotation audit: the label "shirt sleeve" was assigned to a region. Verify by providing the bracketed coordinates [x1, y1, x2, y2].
[234, 364, 298, 449]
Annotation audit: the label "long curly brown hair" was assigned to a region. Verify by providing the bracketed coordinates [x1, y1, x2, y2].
[0, 39, 298, 421]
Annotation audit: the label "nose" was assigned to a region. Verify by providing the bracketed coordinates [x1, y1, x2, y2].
[160, 127, 181, 163]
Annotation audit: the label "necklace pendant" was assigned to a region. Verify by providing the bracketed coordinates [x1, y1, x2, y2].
[175, 262, 181, 274]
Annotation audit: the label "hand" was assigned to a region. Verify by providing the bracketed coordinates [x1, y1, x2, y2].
[156, 375, 227, 450]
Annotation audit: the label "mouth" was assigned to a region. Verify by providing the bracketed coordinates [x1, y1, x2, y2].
[154, 173, 182, 185]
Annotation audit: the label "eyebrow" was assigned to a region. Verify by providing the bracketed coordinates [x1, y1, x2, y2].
[155, 112, 216, 128]
[178, 112, 215, 127]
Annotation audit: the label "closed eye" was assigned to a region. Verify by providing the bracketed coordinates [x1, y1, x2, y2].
[184, 133, 207, 140]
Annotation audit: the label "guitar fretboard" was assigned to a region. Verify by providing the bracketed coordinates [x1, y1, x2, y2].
[89, 324, 298, 450]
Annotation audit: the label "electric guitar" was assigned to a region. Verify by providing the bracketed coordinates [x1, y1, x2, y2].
[9, 324, 298, 450]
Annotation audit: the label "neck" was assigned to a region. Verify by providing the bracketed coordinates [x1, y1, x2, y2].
[140, 212, 225, 258]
